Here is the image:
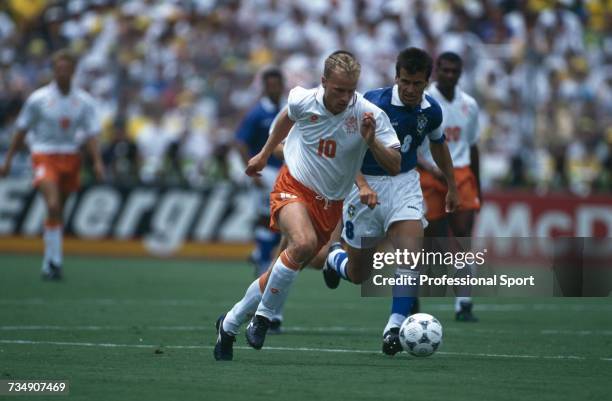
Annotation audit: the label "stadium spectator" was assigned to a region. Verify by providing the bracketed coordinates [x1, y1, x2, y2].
[102, 117, 139, 184]
[0, 0, 609, 194]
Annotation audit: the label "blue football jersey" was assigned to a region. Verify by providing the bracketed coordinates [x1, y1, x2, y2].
[361, 86, 444, 175]
[235, 97, 283, 168]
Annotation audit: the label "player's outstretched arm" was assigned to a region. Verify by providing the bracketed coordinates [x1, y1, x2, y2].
[245, 109, 294, 177]
[360, 112, 401, 176]
[272, 143, 284, 161]
[0, 129, 27, 178]
[84, 136, 105, 181]
[430, 141, 458, 213]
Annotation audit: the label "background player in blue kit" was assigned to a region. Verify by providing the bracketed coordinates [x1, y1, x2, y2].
[323, 48, 459, 355]
[233, 67, 285, 332]
[234, 68, 285, 277]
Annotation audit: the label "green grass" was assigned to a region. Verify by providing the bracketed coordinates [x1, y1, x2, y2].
[1, 254, 611, 401]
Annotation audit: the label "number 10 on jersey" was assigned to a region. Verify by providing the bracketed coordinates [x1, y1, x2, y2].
[317, 139, 336, 158]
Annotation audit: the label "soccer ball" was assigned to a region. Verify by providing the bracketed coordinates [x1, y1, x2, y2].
[398, 313, 443, 357]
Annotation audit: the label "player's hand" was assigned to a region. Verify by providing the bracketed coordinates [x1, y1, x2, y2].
[358, 185, 378, 209]
[445, 185, 459, 213]
[93, 161, 105, 182]
[245, 152, 268, 178]
[360, 112, 376, 145]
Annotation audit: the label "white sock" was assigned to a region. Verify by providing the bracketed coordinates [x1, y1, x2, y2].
[223, 278, 262, 335]
[53, 228, 63, 266]
[255, 256, 298, 320]
[42, 226, 62, 272]
[383, 313, 406, 336]
[455, 297, 472, 312]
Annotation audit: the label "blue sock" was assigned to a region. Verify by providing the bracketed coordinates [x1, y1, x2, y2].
[391, 297, 415, 317]
[328, 249, 350, 281]
[384, 272, 418, 333]
[254, 228, 280, 276]
[391, 272, 417, 316]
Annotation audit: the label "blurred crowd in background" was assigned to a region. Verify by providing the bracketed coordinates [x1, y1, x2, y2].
[0, 0, 610, 195]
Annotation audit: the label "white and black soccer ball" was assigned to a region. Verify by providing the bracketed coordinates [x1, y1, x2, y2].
[398, 313, 443, 357]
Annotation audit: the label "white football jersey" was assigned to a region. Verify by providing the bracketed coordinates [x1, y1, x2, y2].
[284, 86, 400, 200]
[16, 82, 101, 154]
[420, 84, 479, 168]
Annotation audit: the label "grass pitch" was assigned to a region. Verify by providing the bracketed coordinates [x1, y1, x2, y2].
[1, 254, 611, 400]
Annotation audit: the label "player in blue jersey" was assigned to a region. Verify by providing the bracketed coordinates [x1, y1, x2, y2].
[322, 47, 459, 355]
[235, 67, 284, 277]
[234, 67, 285, 330]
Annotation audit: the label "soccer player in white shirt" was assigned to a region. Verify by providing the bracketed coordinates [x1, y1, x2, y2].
[419, 52, 481, 321]
[0, 50, 104, 280]
[214, 51, 401, 361]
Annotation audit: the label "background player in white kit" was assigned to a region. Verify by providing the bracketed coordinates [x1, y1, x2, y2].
[214, 51, 401, 361]
[0, 50, 104, 280]
[419, 52, 481, 321]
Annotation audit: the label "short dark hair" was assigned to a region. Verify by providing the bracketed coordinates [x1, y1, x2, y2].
[261, 67, 284, 84]
[395, 47, 433, 79]
[437, 52, 463, 67]
[52, 49, 78, 67]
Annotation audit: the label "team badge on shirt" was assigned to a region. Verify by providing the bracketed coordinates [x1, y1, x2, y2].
[344, 116, 358, 134]
[60, 117, 71, 130]
[347, 204, 356, 218]
[416, 114, 428, 135]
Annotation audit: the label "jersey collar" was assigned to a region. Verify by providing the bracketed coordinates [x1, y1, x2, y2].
[50, 81, 73, 98]
[392, 84, 431, 109]
[428, 82, 458, 104]
[315, 85, 326, 108]
[260, 96, 281, 113]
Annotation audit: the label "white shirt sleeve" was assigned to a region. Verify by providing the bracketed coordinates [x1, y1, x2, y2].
[466, 100, 480, 146]
[427, 104, 444, 142]
[427, 125, 444, 142]
[286, 86, 309, 122]
[372, 107, 400, 148]
[15, 96, 38, 131]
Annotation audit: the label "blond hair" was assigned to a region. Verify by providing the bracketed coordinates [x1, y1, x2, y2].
[324, 50, 361, 80]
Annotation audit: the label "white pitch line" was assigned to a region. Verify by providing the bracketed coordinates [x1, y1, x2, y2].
[0, 325, 210, 331]
[2, 325, 612, 337]
[0, 339, 610, 362]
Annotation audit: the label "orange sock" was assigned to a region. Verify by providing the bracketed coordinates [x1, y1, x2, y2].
[280, 250, 300, 271]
